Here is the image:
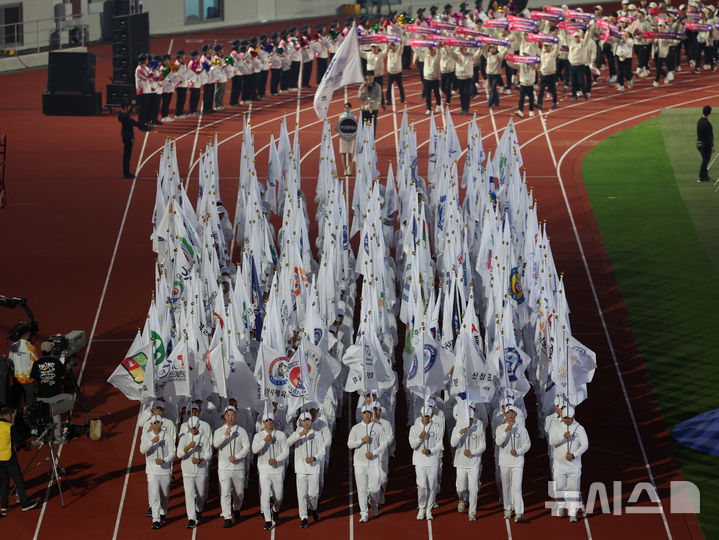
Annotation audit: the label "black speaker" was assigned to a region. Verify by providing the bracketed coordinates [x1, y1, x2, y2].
[106, 83, 135, 107]
[47, 52, 96, 93]
[42, 92, 102, 116]
[111, 12, 149, 87]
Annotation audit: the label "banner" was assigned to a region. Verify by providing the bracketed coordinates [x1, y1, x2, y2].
[509, 22, 540, 33]
[530, 10, 563, 22]
[642, 31, 682, 40]
[685, 22, 712, 32]
[479, 36, 511, 47]
[405, 23, 440, 35]
[481, 18, 510, 29]
[564, 9, 594, 20]
[544, 5, 565, 15]
[430, 20, 458, 31]
[438, 35, 481, 47]
[313, 23, 364, 120]
[506, 53, 540, 64]
[455, 26, 490, 38]
[358, 34, 401, 45]
[409, 38, 440, 47]
[558, 21, 589, 31]
[526, 32, 559, 44]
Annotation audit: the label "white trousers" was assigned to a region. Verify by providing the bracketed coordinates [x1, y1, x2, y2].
[218, 470, 245, 519]
[147, 474, 171, 521]
[500, 466, 524, 515]
[554, 471, 581, 516]
[455, 465, 481, 514]
[259, 472, 284, 522]
[354, 465, 380, 516]
[182, 475, 208, 521]
[415, 465, 439, 511]
[296, 473, 320, 519]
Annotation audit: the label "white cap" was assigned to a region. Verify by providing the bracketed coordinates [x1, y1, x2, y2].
[262, 411, 275, 421]
[708, 5, 717, 11]
[628, 3, 637, 9]
[621, 0, 629, 4]
[505, 405, 521, 415]
[572, 31, 581, 37]
[189, 402, 200, 411]
[679, 4, 686, 9]
[150, 414, 163, 424]
[224, 405, 237, 414]
[188, 416, 200, 428]
[299, 412, 312, 421]
[420, 406, 433, 417]
[360, 405, 373, 414]
[371, 401, 382, 410]
[425, 397, 436, 408]
[562, 405, 576, 418]
[649, 1, 657, 7]
[595, 4, 603, 10]
[152, 401, 166, 410]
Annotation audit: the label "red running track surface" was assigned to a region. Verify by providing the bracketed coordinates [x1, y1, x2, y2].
[0, 19, 708, 540]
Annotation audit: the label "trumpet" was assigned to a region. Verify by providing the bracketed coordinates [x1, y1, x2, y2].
[170, 63, 180, 72]
[212, 57, 222, 66]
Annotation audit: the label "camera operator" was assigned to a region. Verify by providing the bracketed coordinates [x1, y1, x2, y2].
[0, 407, 38, 515]
[31, 349, 68, 440]
[8, 323, 39, 412]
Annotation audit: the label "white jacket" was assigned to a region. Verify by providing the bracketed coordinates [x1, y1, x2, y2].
[252, 429, 290, 473]
[347, 421, 389, 467]
[494, 422, 531, 467]
[176, 430, 212, 477]
[409, 420, 443, 467]
[140, 429, 175, 475]
[450, 422, 486, 468]
[287, 428, 326, 474]
[548, 420, 588, 474]
[213, 424, 250, 472]
[386, 45, 404, 74]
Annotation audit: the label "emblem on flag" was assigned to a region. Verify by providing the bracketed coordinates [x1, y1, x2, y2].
[510, 267, 525, 304]
[121, 352, 148, 384]
[268, 356, 290, 386]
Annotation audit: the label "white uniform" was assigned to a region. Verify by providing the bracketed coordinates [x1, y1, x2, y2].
[374, 417, 394, 502]
[409, 419, 444, 514]
[548, 420, 588, 517]
[347, 421, 389, 519]
[213, 424, 251, 519]
[450, 421, 486, 516]
[139, 427, 175, 522]
[176, 429, 212, 521]
[252, 428, 289, 522]
[287, 428, 326, 519]
[494, 421, 531, 516]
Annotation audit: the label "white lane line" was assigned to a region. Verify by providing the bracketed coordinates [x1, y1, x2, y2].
[111, 407, 143, 540]
[538, 108, 594, 540]
[32, 129, 151, 540]
[550, 90, 719, 540]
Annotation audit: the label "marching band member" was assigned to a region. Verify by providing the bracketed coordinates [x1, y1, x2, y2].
[173, 50, 189, 118]
[134, 53, 151, 126]
[187, 50, 202, 115]
[212, 43, 227, 110]
[200, 44, 215, 114]
[159, 54, 175, 123]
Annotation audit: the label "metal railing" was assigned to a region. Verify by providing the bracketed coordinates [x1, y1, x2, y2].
[0, 14, 88, 56]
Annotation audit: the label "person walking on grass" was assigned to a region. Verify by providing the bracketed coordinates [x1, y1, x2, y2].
[697, 105, 714, 182]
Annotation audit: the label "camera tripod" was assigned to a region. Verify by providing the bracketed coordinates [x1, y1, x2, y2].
[15, 423, 76, 507]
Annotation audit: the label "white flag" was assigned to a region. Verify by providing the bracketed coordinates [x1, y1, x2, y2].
[313, 24, 364, 120]
[107, 331, 154, 401]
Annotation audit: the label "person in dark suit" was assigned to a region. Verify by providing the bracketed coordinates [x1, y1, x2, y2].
[697, 105, 714, 182]
[118, 100, 144, 179]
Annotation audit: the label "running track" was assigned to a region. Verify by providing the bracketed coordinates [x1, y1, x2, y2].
[0, 19, 708, 540]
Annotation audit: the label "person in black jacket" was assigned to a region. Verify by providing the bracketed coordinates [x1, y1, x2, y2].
[697, 105, 714, 182]
[118, 100, 144, 179]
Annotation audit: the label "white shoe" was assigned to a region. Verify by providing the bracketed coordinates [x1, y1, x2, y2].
[617, 84, 624, 91]
[458, 501, 466, 513]
[529, 110, 535, 117]
[667, 71, 674, 81]
[652, 81, 659, 87]
[609, 75, 617, 83]
[677, 65, 683, 72]
[628, 80, 634, 88]
[516, 109, 524, 117]
[425, 109, 431, 115]
[703, 64, 711, 71]
[504, 509, 512, 519]
[160, 117, 171, 123]
[359, 514, 369, 523]
[468, 512, 477, 522]
[426, 511, 434, 520]
[504, 88, 512, 95]
[664, 78, 670, 84]
[417, 509, 426, 520]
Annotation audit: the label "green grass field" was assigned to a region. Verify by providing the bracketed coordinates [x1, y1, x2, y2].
[582, 109, 719, 539]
